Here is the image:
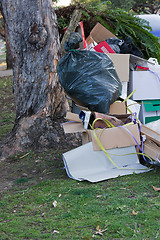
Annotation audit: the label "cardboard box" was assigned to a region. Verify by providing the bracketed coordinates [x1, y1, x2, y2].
[143, 139, 160, 162]
[141, 124, 160, 161]
[94, 41, 116, 54]
[141, 124, 160, 146]
[69, 94, 127, 115]
[86, 22, 117, 45]
[139, 100, 160, 124]
[86, 23, 154, 83]
[91, 124, 141, 151]
[62, 112, 141, 150]
[128, 71, 160, 100]
[109, 101, 126, 115]
[107, 54, 152, 82]
[62, 112, 84, 134]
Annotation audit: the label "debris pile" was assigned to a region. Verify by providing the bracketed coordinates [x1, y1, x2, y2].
[57, 22, 160, 182]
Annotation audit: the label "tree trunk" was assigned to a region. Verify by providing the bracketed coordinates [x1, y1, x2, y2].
[5, 21, 13, 69]
[0, 0, 72, 158]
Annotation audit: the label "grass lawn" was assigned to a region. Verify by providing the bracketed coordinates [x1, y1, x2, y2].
[0, 75, 160, 239]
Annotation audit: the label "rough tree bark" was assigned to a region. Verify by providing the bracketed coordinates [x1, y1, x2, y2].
[0, 0, 74, 158]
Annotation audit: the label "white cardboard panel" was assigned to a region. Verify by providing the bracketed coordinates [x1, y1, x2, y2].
[63, 143, 150, 182]
[129, 71, 160, 100]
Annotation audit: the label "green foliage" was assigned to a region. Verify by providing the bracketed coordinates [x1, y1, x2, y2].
[57, 16, 68, 29]
[109, 0, 135, 11]
[82, 5, 160, 62]
[81, 9, 91, 21]
[56, 2, 160, 62]
[81, 0, 160, 13]
[132, 0, 160, 14]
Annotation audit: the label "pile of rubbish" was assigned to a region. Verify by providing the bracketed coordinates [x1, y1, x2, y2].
[57, 22, 160, 183]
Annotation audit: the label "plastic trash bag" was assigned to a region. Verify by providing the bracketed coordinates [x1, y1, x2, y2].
[57, 33, 122, 114]
[120, 37, 143, 57]
[64, 32, 83, 52]
[105, 38, 124, 53]
[106, 37, 143, 57]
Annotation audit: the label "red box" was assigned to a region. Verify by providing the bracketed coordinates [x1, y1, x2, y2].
[94, 41, 115, 54]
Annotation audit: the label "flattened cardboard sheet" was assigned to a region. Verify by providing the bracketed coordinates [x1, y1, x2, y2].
[86, 22, 117, 45]
[66, 111, 82, 122]
[129, 71, 160, 100]
[63, 143, 150, 183]
[62, 122, 84, 134]
[143, 140, 160, 162]
[109, 101, 126, 115]
[141, 124, 160, 146]
[107, 54, 153, 82]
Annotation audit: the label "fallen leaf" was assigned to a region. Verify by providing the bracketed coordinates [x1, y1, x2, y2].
[96, 195, 102, 198]
[95, 226, 108, 236]
[131, 210, 138, 216]
[53, 230, 59, 234]
[19, 152, 30, 159]
[58, 194, 62, 198]
[96, 225, 100, 231]
[52, 200, 57, 207]
[152, 185, 160, 192]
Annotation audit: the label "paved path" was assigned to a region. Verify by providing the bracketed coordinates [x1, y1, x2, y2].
[0, 69, 13, 78]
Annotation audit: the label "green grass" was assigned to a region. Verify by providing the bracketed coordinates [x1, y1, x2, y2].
[1, 170, 160, 239]
[0, 75, 160, 239]
[0, 48, 6, 63]
[0, 76, 16, 141]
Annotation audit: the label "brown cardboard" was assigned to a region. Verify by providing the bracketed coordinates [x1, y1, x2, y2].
[70, 100, 127, 115]
[109, 101, 126, 115]
[141, 125, 160, 146]
[91, 124, 141, 151]
[81, 132, 92, 145]
[86, 22, 117, 45]
[65, 111, 82, 123]
[86, 23, 153, 83]
[63, 112, 140, 150]
[107, 53, 152, 82]
[143, 140, 160, 162]
[62, 112, 84, 134]
[62, 122, 84, 134]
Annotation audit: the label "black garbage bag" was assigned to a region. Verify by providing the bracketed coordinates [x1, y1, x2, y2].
[57, 33, 122, 114]
[106, 36, 143, 57]
[105, 38, 124, 53]
[120, 37, 143, 57]
[64, 32, 83, 52]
